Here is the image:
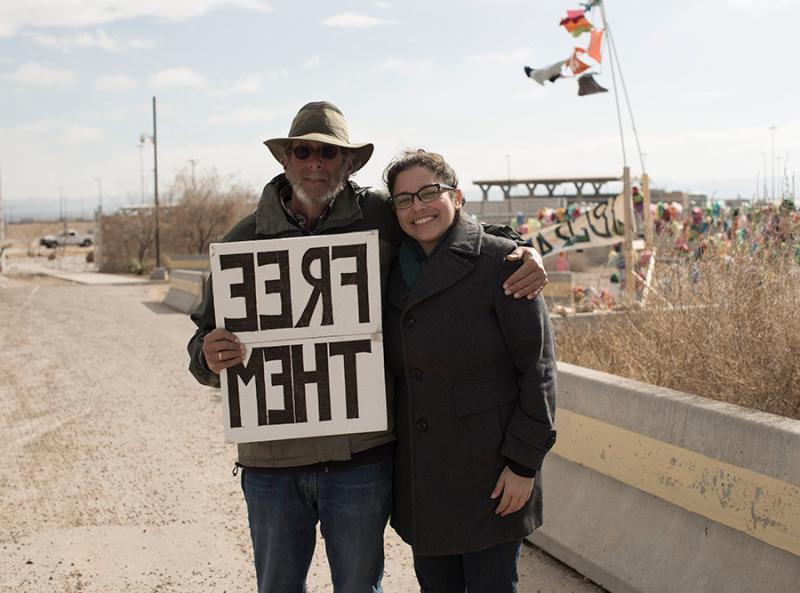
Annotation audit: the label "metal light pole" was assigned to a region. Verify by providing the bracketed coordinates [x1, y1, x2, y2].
[138, 139, 146, 204]
[769, 125, 777, 202]
[94, 177, 103, 214]
[188, 158, 197, 189]
[60, 187, 67, 237]
[150, 96, 166, 280]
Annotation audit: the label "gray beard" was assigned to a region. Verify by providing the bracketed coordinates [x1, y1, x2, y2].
[291, 177, 347, 208]
[288, 162, 350, 209]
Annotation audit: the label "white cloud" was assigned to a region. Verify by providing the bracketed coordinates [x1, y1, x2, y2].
[30, 29, 156, 52]
[95, 75, 137, 91]
[303, 55, 320, 69]
[80, 105, 144, 122]
[149, 68, 207, 89]
[0, 0, 273, 38]
[208, 73, 289, 98]
[374, 57, 433, 74]
[322, 12, 396, 27]
[4, 119, 104, 145]
[727, 0, 800, 10]
[231, 74, 263, 93]
[5, 62, 75, 86]
[208, 107, 284, 126]
[374, 1, 391, 7]
[467, 48, 534, 64]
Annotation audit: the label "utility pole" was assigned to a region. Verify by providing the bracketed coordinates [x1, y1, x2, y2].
[94, 178, 103, 213]
[150, 96, 166, 280]
[138, 139, 145, 204]
[188, 158, 197, 189]
[60, 187, 67, 237]
[769, 125, 777, 202]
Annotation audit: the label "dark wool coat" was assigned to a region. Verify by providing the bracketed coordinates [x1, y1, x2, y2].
[384, 215, 557, 556]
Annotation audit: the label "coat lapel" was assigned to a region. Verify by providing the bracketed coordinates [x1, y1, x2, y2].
[404, 215, 482, 312]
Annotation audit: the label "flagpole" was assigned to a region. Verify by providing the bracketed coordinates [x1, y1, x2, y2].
[598, 1, 647, 175]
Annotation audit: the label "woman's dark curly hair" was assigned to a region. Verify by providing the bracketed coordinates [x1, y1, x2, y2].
[383, 149, 459, 196]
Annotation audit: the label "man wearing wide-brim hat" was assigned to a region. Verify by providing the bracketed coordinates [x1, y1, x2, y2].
[187, 101, 547, 593]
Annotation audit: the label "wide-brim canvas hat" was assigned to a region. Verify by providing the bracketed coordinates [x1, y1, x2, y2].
[264, 101, 374, 172]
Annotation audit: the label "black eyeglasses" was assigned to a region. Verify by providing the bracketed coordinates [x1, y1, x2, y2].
[291, 144, 340, 160]
[390, 183, 455, 210]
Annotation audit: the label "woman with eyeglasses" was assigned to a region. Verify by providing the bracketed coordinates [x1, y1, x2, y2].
[382, 149, 557, 593]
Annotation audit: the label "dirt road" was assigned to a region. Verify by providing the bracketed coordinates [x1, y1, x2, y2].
[0, 272, 604, 593]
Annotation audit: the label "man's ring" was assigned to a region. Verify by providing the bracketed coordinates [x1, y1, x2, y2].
[218, 352, 224, 362]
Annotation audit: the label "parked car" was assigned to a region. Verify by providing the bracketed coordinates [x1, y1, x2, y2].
[40, 229, 93, 248]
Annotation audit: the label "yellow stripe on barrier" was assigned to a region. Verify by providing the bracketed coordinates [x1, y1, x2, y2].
[553, 409, 800, 556]
[170, 278, 204, 295]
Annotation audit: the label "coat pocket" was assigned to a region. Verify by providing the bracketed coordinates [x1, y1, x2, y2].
[452, 378, 519, 417]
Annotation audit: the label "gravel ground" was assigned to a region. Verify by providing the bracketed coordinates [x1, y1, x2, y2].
[0, 271, 605, 593]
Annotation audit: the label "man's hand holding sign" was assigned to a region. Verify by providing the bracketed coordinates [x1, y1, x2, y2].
[203, 329, 246, 373]
[209, 230, 386, 443]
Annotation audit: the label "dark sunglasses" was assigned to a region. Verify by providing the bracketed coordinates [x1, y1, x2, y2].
[291, 144, 340, 160]
[390, 183, 455, 210]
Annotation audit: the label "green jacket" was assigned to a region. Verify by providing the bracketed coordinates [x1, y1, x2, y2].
[187, 174, 404, 467]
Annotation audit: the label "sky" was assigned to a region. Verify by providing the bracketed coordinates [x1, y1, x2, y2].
[1, 0, 798, 219]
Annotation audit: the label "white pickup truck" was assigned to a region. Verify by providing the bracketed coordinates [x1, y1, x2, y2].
[40, 229, 93, 248]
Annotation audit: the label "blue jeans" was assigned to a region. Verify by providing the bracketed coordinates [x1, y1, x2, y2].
[241, 456, 392, 593]
[413, 540, 522, 593]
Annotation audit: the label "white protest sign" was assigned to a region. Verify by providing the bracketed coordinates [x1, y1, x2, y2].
[209, 231, 386, 443]
[523, 194, 627, 256]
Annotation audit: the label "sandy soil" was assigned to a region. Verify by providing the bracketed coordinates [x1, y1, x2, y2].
[0, 270, 606, 593]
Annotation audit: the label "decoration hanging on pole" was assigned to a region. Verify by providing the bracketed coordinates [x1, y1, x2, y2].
[522, 1, 607, 97]
[577, 73, 608, 96]
[560, 10, 593, 36]
[587, 29, 604, 62]
[568, 48, 591, 75]
[524, 62, 565, 85]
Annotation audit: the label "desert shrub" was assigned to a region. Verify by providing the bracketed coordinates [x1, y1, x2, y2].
[98, 170, 257, 272]
[161, 170, 257, 256]
[555, 205, 800, 419]
[98, 208, 156, 273]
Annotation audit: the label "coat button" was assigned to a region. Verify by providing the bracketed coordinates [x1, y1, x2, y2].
[404, 317, 416, 328]
[410, 368, 423, 379]
[547, 435, 557, 447]
[416, 418, 429, 431]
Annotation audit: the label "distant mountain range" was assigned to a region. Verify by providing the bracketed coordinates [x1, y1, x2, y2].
[3, 197, 128, 222]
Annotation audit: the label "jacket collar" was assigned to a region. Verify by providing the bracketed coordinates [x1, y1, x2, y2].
[397, 214, 483, 311]
[446, 212, 482, 258]
[255, 174, 365, 236]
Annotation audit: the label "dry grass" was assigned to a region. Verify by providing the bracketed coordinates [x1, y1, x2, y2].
[555, 215, 800, 420]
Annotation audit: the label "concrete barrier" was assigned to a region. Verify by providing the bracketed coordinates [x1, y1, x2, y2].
[162, 269, 208, 314]
[530, 362, 800, 593]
